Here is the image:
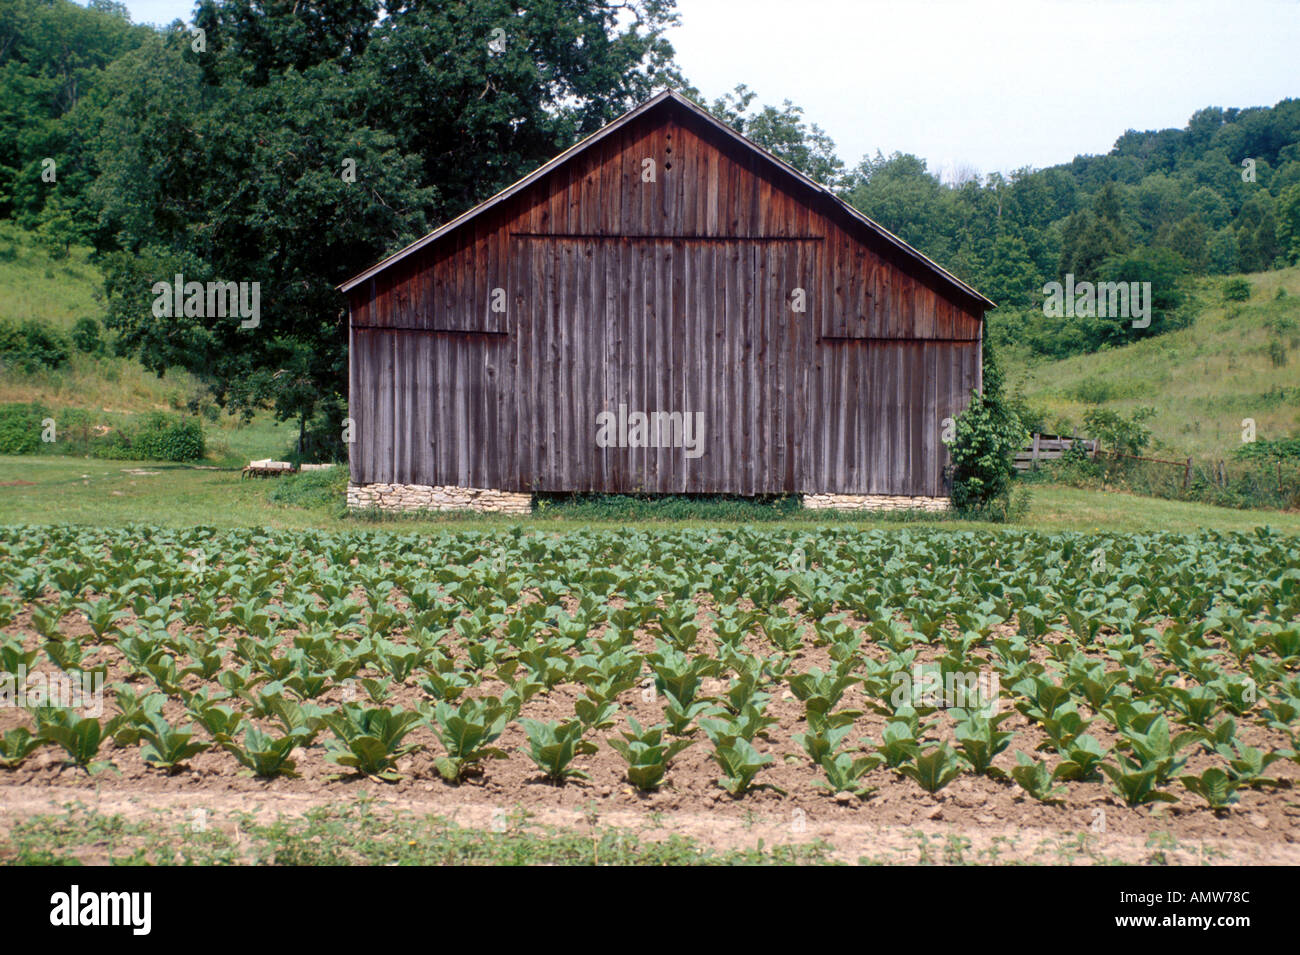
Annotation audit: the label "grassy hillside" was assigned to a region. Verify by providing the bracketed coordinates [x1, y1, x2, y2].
[0, 222, 297, 465]
[1004, 267, 1300, 461]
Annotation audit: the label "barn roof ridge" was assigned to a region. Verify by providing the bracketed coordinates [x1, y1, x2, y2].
[337, 89, 994, 309]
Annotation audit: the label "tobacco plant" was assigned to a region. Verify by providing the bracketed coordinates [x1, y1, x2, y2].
[607, 717, 693, 791]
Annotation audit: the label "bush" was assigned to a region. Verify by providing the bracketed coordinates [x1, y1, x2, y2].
[0, 403, 50, 455]
[537, 493, 799, 522]
[0, 405, 206, 461]
[1269, 339, 1288, 367]
[70, 317, 102, 354]
[1006, 387, 1049, 436]
[0, 319, 70, 372]
[1082, 406, 1156, 457]
[1071, 379, 1119, 405]
[268, 467, 346, 509]
[130, 413, 206, 462]
[950, 391, 1026, 517]
[1044, 453, 1300, 511]
[1222, 278, 1251, 302]
[1235, 437, 1300, 462]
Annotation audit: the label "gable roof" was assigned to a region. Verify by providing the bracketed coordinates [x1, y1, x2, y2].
[337, 89, 994, 309]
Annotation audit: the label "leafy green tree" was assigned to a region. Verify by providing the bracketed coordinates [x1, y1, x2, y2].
[704, 84, 845, 188]
[1206, 227, 1239, 274]
[0, 0, 143, 220]
[1087, 246, 1189, 348]
[1058, 183, 1129, 279]
[950, 340, 1025, 517]
[1235, 195, 1281, 272]
[843, 151, 958, 263]
[1162, 214, 1208, 272]
[1276, 183, 1300, 265]
[981, 229, 1040, 309]
[90, 0, 683, 453]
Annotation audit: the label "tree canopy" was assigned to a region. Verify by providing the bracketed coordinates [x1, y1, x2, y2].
[3, 0, 1299, 448]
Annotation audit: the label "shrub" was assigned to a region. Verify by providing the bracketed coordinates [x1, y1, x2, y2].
[0, 319, 70, 372]
[1071, 378, 1118, 405]
[950, 391, 1026, 517]
[950, 340, 1026, 518]
[1222, 278, 1251, 302]
[1269, 339, 1288, 367]
[70, 317, 102, 354]
[0, 403, 51, 455]
[130, 413, 206, 462]
[57, 408, 97, 455]
[1006, 387, 1049, 436]
[1235, 437, 1300, 463]
[539, 493, 799, 521]
[1082, 406, 1156, 457]
[268, 467, 346, 509]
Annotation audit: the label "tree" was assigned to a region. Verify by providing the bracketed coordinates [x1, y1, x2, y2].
[1276, 183, 1300, 265]
[1058, 183, 1129, 279]
[981, 229, 1040, 309]
[949, 340, 1025, 517]
[90, 0, 684, 454]
[704, 85, 845, 189]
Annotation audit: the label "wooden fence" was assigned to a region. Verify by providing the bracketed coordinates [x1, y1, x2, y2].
[1014, 434, 1100, 472]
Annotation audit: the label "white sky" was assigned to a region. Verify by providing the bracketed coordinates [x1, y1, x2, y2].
[105, 0, 1300, 179]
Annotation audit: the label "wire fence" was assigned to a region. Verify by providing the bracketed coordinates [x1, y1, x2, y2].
[1022, 446, 1300, 511]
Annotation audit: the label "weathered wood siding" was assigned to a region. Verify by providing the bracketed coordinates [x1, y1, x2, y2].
[347, 99, 983, 496]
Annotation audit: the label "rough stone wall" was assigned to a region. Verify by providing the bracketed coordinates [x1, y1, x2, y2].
[347, 483, 532, 514]
[801, 493, 952, 512]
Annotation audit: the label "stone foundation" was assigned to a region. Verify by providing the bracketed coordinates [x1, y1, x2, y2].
[347, 483, 533, 514]
[801, 493, 951, 512]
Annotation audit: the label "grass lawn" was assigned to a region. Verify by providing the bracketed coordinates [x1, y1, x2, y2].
[1, 454, 1296, 534]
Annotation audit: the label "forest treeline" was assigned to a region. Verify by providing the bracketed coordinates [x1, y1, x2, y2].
[2, 0, 1298, 443]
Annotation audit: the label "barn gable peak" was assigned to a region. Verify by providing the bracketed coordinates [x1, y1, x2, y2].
[338, 89, 992, 310]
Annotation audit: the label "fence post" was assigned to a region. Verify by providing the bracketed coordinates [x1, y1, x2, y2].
[1031, 433, 1041, 470]
[1183, 457, 1192, 490]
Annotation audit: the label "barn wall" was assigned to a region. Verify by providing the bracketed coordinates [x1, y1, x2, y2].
[347, 102, 983, 496]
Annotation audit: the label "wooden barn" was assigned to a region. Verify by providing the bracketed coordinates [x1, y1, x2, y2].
[339, 90, 993, 513]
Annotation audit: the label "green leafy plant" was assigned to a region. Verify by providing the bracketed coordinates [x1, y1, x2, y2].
[428, 697, 509, 782]
[1100, 754, 1179, 807]
[1010, 752, 1066, 803]
[949, 368, 1026, 518]
[323, 704, 425, 781]
[794, 721, 881, 798]
[1052, 734, 1110, 781]
[222, 725, 301, 778]
[952, 709, 1013, 776]
[520, 718, 597, 782]
[0, 727, 44, 768]
[897, 743, 964, 794]
[139, 712, 210, 773]
[1180, 767, 1242, 810]
[712, 737, 779, 796]
[34, 709, 112, 774]
[607, 717, 693, 791]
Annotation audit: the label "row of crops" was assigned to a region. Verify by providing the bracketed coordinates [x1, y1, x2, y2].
[0, 524, 1297, 810]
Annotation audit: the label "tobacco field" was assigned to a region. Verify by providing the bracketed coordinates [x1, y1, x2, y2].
[1, 523, 1298, 859]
